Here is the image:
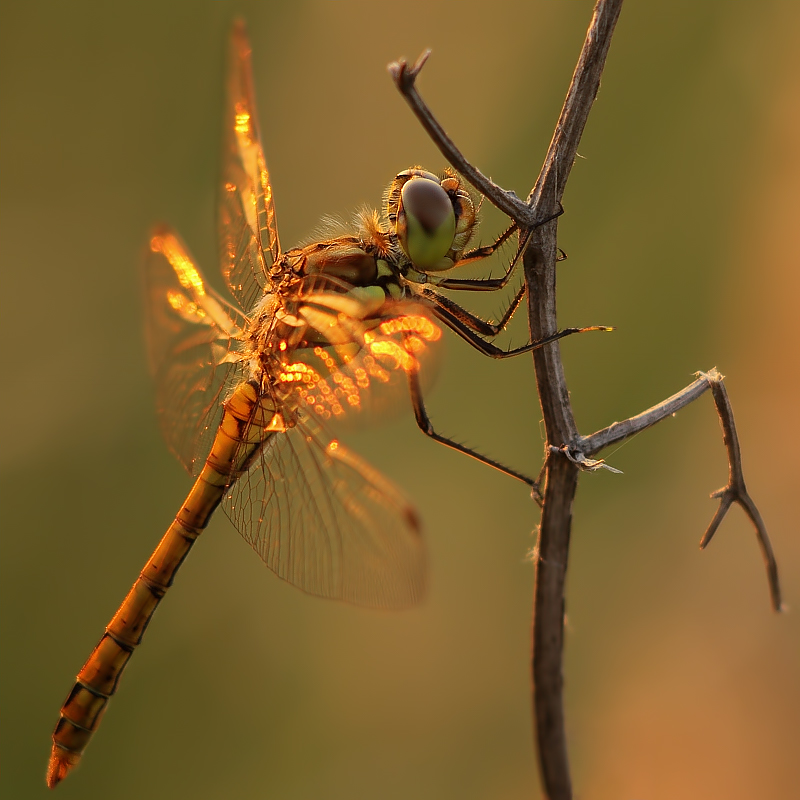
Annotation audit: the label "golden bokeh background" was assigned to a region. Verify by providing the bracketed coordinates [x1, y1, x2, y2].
[1, 2, 798, 798]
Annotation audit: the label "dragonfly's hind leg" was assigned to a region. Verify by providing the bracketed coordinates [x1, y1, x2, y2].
[406, 366, 536, 488]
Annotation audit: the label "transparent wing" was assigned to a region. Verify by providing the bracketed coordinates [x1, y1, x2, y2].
[289, 273, 443, 423]
[143, 225, 247, 473]
[224, 411, 426, 609]
[218, 281, 441, 608]
[218, 21, 281, 313]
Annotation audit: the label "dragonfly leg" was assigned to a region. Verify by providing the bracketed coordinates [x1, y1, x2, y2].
[419, 283, 527, 337]
[432, 204, 563, 292]
[442, 222, 520, 288]
[425, 292, 609, 359]
[413, 213, 572, 342]
[407, 364, 536, 487]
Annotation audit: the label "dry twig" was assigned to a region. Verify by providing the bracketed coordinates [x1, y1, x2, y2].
[390, 1, 781, 798]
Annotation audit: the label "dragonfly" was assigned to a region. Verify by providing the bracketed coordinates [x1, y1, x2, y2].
[47, 22, 604, 788]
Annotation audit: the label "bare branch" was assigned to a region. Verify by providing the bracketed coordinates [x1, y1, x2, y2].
[528, 0, 625, 212]
[529, 455, 577, 800]
[394, 3, 625, 798]
[525, 4, 623, 799]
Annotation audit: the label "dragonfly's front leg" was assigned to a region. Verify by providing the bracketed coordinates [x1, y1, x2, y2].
[431, 206, 563, 292]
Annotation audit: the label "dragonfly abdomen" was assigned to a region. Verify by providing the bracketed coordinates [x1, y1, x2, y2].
[47, 383, 273, 787]
[47, 513, 207, 787]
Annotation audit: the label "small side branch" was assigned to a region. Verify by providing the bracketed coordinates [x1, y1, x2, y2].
[702, 374, 783, 612]
[579, 368, 782, 612]
[579, 374, 712, 455]
[388, 53, 542, 227]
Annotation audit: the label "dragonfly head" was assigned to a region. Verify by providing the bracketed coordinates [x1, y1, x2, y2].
[388, 168, 477, 274]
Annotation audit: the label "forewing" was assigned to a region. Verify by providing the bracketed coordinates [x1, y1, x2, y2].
[219, 21, 281, 313]
[288, 274, 443, 424]
[223, 413, 425, 609]
[144, 226, 246, 473]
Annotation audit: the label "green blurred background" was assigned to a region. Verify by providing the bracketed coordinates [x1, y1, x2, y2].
[2, 2, 798, 798]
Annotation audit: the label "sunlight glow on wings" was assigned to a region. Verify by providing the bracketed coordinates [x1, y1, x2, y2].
[218, 21, 281, 313]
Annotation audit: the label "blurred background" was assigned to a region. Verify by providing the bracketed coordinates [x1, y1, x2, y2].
[2, 2, 798, 798]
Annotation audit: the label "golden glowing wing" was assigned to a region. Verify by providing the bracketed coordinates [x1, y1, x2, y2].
[143, 225, 246, 473]
[219, 277, 438, 607]
[280, 273, 443, 423]
[218, 21, 281, 313]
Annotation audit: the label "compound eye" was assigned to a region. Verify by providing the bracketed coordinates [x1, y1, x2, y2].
[397, 177, 456, 271]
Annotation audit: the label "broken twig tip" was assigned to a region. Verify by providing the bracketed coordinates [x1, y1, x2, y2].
[387, 50, 430, 89]
[696, 367, 724, 384]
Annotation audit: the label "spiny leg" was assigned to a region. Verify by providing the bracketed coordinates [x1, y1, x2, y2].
[407, 364, 536, 487]
[426, 291, 610, 359]
[404, 203, 607, 357]
[417, 283, 527, 337]
[433, 205, 563, 292]
[419, 218, 568, 340]
[441, 222, 520, 290]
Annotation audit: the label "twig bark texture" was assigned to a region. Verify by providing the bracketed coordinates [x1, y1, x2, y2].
[523, 4, 624, 795]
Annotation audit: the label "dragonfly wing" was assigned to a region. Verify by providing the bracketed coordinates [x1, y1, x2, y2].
[143, 226, 246, 474]
[290, 274, 443, 421]
[219, 278, 441, 608]
[223, 414, 426, 609]
[219, 21, 280, 313]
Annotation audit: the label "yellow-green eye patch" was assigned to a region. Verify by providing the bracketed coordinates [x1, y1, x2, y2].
[397, 177, 456, 271]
